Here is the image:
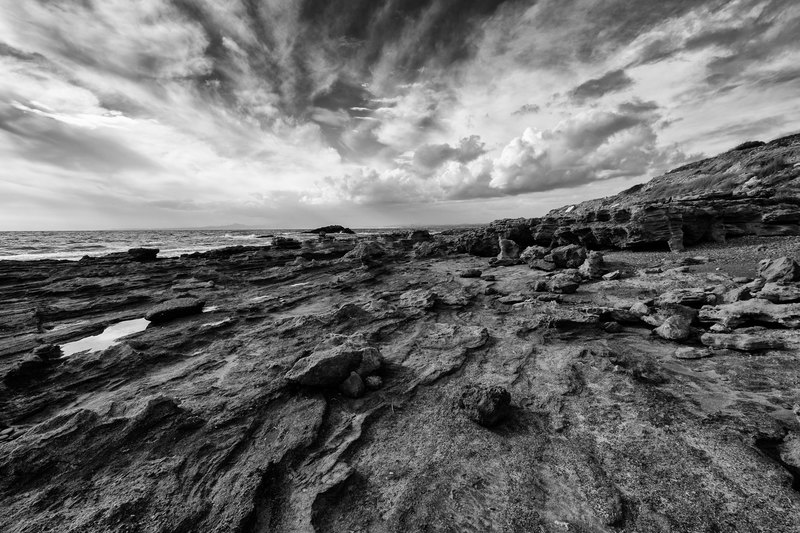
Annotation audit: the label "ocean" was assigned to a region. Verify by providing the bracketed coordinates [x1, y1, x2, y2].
[0, 229, 361, 262]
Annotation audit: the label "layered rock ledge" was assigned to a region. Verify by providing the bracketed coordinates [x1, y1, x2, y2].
[457, 133, 800, 255]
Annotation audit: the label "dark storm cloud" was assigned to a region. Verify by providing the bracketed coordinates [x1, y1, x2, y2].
[0, 105, 160, 174]
[570, 69, 634, 102]
[2, 0, 800, 230]
[617, 100, 659, 114]
[0, 42, 45, 63]
[412, 136, 486, 169]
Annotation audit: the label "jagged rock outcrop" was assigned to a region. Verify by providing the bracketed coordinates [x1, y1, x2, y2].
[757, 256, 800, 283]
[458, 133, 800, 254]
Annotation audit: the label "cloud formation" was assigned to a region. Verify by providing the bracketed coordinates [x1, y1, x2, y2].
[0, 0, 798, 229]
[570, 70, 634, 102]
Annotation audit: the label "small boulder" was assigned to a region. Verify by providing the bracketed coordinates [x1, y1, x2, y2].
[145, 298, 205, 323]
[757, 256, 800, 283]
[603, 270, 621, 281]
[459, 269, 483, 279]
[497, 237, 520, 260]
[355, 346, 384, 377]
[579, 251, 605, 279]
[33, 344, 62, 361]
[601, 321, 623, 333]
[339, 371, 366, 398]
[457, 384, 511, 427]
[365, 375, 383, 390]
[654, 315, 692, 341]
[127, 248, 159, 262]
[630, 302, 650, 316]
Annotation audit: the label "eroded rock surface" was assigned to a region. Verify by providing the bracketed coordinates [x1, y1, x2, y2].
[1, 237, 800, 533]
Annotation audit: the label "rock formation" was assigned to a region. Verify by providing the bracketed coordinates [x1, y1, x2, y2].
[457, 133, 800, 255]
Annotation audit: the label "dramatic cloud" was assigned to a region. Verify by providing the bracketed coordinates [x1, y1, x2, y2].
[570, 70, 634, 103]
[0, 0, 798, 229]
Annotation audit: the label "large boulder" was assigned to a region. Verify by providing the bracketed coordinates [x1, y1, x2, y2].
[3, 355, 50, 388]
[339, 371, 366, 398]
[520, 245, 549, 266]
[754, 282, 800, 303]
[407, 229, 433, 242]
[456, 384, 511, 427]
[285, 334, 383, 387]
[654, 315, 693, 341]
[342, 241, 386, 267]
[550, 245, 587, 269]
[497, 237, 520, 260]
[127, 248, 159, 262]
[699, 300, 800, 329]
[33, 344, 63, 361]
[579, 251, 605, 279]
[273, 236, 302, 249]
[657, 288, 714, 308]
[145, 298, 205, 323]
[757, 256, 800, 283]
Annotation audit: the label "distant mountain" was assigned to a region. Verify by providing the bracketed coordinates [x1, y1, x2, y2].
[193, 223, 260, 230]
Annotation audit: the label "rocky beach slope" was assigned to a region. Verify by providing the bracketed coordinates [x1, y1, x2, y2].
[2, 135, 800, 532]
[456, 133, 800, 256]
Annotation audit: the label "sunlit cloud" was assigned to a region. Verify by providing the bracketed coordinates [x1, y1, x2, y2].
[0, 0, 798, 229]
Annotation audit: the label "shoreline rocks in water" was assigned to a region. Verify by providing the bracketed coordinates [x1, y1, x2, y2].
[305, 225, 356, 234]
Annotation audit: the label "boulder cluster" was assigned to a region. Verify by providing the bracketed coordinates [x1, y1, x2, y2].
[488, 237, 610, 295]
[602, 256, 800, 355]
[284, 333, 384, 398]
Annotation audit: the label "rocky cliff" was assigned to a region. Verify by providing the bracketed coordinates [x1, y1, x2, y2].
[459, 133, 800, 255]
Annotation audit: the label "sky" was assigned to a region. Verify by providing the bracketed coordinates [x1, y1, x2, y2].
[1, 0, 799, 230]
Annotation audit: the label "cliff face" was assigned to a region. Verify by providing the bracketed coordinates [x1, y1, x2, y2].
[461, 133, 800, 255]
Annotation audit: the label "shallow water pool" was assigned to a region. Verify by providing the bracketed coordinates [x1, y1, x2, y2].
[61, 318, 150, 356]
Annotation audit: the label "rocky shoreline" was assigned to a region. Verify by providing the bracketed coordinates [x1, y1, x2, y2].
[455, 133, 800, 256]
[1, 230, 800, 532]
